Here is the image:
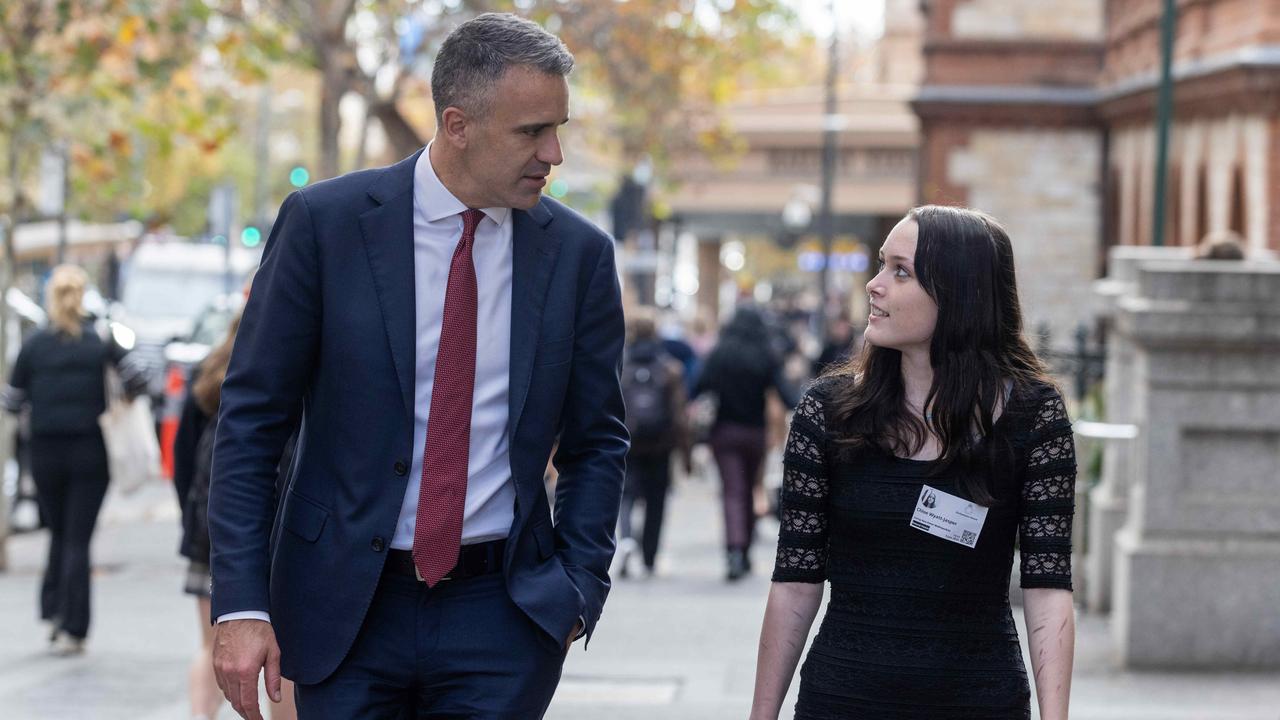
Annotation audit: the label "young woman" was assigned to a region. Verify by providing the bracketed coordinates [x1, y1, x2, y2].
[2, 265, 147, 654]
[751, 206, 1076, 720]
[174, 310, 297, 720]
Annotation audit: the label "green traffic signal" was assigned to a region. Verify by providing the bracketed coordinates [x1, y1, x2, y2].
[241, 226, 262, 248]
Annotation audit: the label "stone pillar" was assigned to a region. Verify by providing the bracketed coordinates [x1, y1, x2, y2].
[1086, 246, 1191, 613]
[1111, 260, 1280, 668]
[697, 237, 722, 323]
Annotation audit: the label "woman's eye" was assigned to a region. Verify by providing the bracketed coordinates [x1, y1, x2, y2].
[894, 267, 909, 279]
[877, 259, 886, 271]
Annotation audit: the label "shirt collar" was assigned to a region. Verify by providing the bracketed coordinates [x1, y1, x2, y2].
[414, 142, 511, 229]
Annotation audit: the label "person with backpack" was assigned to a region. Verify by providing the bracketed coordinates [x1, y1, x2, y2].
[617, 309, 691, 578]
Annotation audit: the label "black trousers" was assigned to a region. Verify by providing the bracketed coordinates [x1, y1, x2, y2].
[30, 432, 110, 640]
[619, 451, 672, 569]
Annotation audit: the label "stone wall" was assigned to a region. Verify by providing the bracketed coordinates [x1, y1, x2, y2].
[951, 0, 1103, 40]
[946, 129, 1103, 344]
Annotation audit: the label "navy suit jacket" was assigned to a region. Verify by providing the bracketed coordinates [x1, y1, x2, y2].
[208, 150, 629, 684]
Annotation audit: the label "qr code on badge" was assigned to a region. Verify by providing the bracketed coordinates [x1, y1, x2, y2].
[960, 530, 977, 545]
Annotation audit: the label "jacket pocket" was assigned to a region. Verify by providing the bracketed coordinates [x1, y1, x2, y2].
[531, 518, 557, 561]
[282, 489, 329, 543]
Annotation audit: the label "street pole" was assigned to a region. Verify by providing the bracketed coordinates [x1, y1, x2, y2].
[817, 0, 839, 342]
[1151, 0, 1177, 247]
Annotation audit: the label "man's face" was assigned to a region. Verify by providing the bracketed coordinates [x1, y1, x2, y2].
[461, 65, 569, 210]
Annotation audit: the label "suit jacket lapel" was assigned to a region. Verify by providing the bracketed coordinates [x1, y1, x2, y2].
[508, 200, 561, 438]
[359, 150, 421, 421]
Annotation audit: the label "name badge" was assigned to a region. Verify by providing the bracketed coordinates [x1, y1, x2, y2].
[909, 485, 988, 548]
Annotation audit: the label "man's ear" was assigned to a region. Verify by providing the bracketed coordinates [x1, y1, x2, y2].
[439, 106, 469, 149]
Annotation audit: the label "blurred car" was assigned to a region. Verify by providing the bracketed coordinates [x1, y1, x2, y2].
[112, 240, 258, 403]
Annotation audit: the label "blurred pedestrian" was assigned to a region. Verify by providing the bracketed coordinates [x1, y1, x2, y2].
[617, 309, 691, 578]
[811, 314, 858, 376]
[1, 264, 147, 655]
[692, 305, 797, 581]
[751, 206, 1076, 720]
[208, 13, 626, 720]
[173, 310, 297, 720]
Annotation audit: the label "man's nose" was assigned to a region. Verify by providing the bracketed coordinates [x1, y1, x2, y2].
[538, 132, 564, 166]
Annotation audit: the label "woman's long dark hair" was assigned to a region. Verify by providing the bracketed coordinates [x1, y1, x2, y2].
[827, 205, 1054, 505]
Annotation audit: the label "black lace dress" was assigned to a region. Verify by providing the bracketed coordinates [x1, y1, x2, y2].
[772, 378, 1075, 720]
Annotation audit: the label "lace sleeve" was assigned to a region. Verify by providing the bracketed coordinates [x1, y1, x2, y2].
[1018, 387, 1076, 590]
[771, 385, 831, 584]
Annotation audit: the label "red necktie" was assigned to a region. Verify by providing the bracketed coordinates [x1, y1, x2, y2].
[413, 208, 483, 586]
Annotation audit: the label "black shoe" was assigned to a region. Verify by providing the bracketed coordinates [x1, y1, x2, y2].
[726, 549, 749, 581]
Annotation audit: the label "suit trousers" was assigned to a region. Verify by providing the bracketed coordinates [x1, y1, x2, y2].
[30, 432, 110, 640]
[293, 569, 567, 719]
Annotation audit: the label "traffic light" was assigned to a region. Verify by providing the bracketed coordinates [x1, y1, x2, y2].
[241, 226, 262, 248]
[289, 166, 310, 188]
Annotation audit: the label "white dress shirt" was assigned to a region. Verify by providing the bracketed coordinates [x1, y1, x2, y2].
[393, 145, 515, 549]
[218, 146, 515, 624]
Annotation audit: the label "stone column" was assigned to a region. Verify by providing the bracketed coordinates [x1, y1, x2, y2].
[1086, 246, 1191, 613]
[1111, 260, 1280, 668]
[697, 237, 722, 323]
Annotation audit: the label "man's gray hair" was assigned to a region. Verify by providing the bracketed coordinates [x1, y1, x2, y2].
[431, 13, 574, 124]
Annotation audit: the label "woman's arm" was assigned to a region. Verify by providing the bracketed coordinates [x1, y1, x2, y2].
[1023, 588, 1074, 720]
[750, 581, 824, 720]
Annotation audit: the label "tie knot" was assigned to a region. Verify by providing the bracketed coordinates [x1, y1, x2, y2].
[461, 209, 484, 238]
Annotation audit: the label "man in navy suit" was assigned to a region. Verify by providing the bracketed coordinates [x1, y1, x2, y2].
[208, 13, 628, 719]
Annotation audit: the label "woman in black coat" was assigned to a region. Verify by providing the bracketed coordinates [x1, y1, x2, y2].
[2, 265, 146, 655]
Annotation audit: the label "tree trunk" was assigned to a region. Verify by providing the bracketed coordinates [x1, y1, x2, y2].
[368, 101, 425, 160]
[318, 53, 344, 181]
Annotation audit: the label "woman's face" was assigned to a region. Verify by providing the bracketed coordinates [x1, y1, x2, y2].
[864, 218, 938, 356]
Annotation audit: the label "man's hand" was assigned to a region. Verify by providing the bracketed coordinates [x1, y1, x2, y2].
[213, 619, 283, 720]
[564, 620, 584, 652]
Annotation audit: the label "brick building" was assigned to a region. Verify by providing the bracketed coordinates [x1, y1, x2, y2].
[913, 0, 1280, 343]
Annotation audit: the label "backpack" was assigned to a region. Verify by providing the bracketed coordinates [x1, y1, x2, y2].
[622, 352, 674, 453]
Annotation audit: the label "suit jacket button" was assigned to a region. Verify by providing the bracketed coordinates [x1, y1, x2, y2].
[371, 537, 386, 552]
[394, 461, 408, 476]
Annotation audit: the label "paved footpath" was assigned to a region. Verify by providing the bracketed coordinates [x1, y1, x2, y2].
[1, 470, 1278, 719]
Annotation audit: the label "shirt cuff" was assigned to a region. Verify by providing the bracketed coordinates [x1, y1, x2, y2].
[217, 611, 272, 624]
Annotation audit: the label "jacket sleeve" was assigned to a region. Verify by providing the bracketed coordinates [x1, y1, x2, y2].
[550, 238, 630, 643]
[207, 190, 321, 618]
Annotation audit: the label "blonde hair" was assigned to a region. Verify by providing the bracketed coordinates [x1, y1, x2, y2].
[45, 265, 89, 338]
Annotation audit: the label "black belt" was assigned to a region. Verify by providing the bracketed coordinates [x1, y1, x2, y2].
[385, 539, 506, 582]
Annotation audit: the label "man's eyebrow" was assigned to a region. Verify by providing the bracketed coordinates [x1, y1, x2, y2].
[515, 118, 570, 133]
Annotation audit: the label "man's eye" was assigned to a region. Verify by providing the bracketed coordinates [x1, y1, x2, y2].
[524, 128, 540, 137]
